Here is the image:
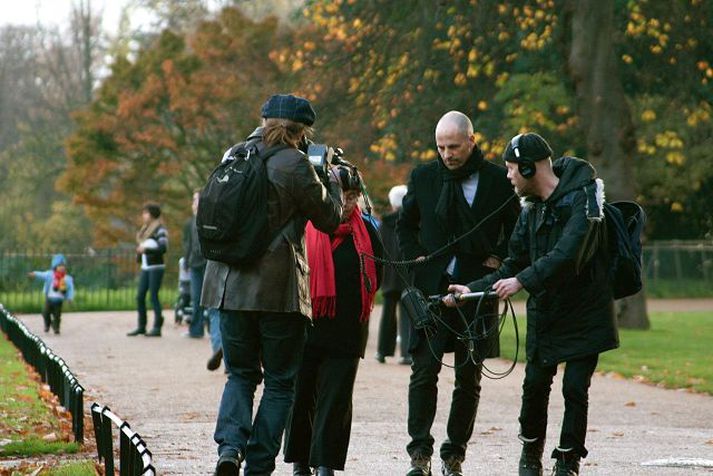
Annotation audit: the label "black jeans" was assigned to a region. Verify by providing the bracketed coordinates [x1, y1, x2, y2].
[214, 310, 306, 476]
[284, 348, 360, 470]
[519, 354, 599, 458]
[42, 299, 63, 332]
[377, 291, 411, 359]
[136, 268, 164, 331]
[407, 307, 483, 461]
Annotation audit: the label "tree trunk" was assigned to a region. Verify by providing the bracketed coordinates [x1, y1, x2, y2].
[566, 0, 650, 329]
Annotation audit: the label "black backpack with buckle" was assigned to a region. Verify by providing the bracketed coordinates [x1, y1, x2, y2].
[197, 139, 287, 266]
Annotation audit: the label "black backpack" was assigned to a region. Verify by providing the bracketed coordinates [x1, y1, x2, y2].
[197, 139, 287, 266]
[603, 200, 646, 299]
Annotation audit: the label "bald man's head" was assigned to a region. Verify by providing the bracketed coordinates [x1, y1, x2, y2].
[435, 110, 474, 138]
[435, 111, 476, 170]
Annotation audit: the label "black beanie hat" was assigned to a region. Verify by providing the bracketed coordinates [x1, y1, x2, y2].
[503, 132, 553, 163]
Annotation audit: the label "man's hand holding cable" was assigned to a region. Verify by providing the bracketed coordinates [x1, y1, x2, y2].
[443, 284, 471, 308]
[491, 277, 523, 299]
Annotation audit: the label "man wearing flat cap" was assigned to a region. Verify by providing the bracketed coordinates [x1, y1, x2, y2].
[202, 94, 343, 476]
[447, 132, 619, 476]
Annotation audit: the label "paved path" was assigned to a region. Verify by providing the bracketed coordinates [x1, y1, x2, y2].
[17, 301, 713, 475]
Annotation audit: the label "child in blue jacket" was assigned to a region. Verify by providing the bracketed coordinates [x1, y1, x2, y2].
[28, 254, 75, 334]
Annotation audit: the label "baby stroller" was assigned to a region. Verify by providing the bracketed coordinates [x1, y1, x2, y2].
[174, 257, 193, 325]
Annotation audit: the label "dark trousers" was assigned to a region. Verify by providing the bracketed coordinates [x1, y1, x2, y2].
[188, 264, 206, 337]
[519, 354, 599, 458]
[284, 348, 360, 470]
[377, 291, 411, 358]
[214, 310, 306, 476]
[407, 307, 483, 461]
[42, 299, 63, 332]
[136, 268, 164, 331]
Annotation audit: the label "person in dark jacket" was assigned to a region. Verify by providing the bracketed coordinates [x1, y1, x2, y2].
[397, 111, 519, 476]
[447, 132, 619, 476]
[182, 190, 207, 338]
[127, 202, 168, 337]
[284, 182, 384, 476]
[201, 94, 343, 476]
[375, 184, 412, 365]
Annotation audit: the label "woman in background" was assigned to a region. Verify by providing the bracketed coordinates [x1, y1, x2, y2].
[127, 202, 168, 337]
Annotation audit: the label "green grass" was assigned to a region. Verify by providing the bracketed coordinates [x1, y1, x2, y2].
[498, 310, 713, 395]
[43, 460, 97, 475]
[1, 287, 177, 314]
[0, 335, 79, 457]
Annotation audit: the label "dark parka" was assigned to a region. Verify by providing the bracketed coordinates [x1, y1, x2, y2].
[201, 129, 343, 318]
[468, 157, 619, 366]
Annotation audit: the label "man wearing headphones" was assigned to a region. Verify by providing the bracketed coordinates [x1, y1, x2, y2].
[397, 111, 519, 476]
[446, 132, 619, 476]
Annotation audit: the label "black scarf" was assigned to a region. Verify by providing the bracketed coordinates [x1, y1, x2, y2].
[434, 145, 488, 256]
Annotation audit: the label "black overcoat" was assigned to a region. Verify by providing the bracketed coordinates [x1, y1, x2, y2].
[397, 158, 519, 352]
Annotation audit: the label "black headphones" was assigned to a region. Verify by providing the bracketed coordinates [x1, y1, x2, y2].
[511, 134, 536, 179]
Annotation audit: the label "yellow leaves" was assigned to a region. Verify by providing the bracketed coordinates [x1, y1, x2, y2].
[636, 139, 656, 155]
[477, 101, 488, 111]
[622, 54, 633, 64]
[686, 104, 710, 127]
[641, 110, 656, 122]
[670, 202, 684, 212]
[292, 58, 304, 72]
[468, 49, 478, 62]
[353, 18, 362, 29]
[454, 73, 467, 86]
[666, 152, 686, 166]
[650, 45, 662, 55]
[466, 64, 479, 78]
[655, 131, 684, 149]
[303, 41, 316, 52]
[498, 31, 510, 42]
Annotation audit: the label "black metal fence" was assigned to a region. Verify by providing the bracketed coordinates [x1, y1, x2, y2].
[0, 247, 179, 313]
[0, 305, 84, 442]
[91, 403, 155, 476]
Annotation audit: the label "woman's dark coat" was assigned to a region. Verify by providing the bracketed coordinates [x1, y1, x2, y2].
[306, 218, 384, 358]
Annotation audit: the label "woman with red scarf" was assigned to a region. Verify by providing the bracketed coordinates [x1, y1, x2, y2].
[284, 184, 383, 476]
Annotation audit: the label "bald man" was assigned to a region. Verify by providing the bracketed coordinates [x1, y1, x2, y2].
[397, 111, 519, 476]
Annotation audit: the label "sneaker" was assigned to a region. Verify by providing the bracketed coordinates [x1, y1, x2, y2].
[407, 453, 431, 476]
[441, 456, 463, 476]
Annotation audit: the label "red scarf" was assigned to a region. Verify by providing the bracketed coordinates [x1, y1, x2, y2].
[53, 268, 67, 292]
[305, 205, 377, 322]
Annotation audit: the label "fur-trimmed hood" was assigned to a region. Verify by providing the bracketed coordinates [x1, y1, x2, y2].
[521, 156, 605, 221]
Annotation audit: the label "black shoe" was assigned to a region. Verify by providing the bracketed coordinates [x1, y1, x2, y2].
[44, 325, 50, 333]
[293, 461, 312, 475]
[214, 453, 241, 476]
[519, 437, 544, 476]
[207, 348, 224, 371]
[552, 450, 580, 476]
[145, 328, 162, 337]
[375, 352, 386, 363]
[315, 467, 334, 476]
[53, 328, 60, 335]
[441, 456, 463, 476]
[127, 328, 146, 336]
[407, 453, 431, 476]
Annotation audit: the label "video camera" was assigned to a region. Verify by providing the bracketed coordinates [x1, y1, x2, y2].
[307, 143, 362, 191]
